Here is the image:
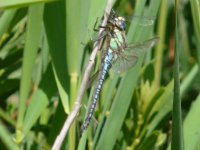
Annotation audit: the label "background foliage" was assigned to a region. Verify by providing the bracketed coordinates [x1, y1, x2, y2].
[0, 0, 199, 149]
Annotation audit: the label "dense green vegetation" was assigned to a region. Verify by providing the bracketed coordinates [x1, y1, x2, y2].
[0, 0, 199, 149]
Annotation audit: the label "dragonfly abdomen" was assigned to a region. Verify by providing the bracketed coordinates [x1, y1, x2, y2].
[81, 51, 113, 132]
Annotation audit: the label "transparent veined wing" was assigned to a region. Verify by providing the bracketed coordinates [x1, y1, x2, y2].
[112, 51, 138, 74]
[127, 37, 159, 53]
[125, 16, 156, 26]
[111, 9, 156, 26]
[112, 37, 159, 74]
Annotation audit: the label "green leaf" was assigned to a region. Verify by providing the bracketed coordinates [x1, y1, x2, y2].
[190, 0, 200, 72]
[0, 0, 56, 9]
[184, 94, 200, 150]
[147, 81, 173, 135]
[16, 3, 44, 143]
[171, 1, 184, 149]
[44, 0, 69, 114]
[47, 100, 66, 145]
[0, 9, 17, 38]
[137, 131, 160, 150]
[0, 121, 19, 150]
[23, 64, 57, 135]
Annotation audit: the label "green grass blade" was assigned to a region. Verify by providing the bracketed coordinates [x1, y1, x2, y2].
[65, 0, 83, 148]
[146, 81, 173, 135]
[0, 0, 55, 9]
[184, 94, 200, 150]
[153, 0, 168, 89]
[0, 107, 16, 127]
[66, 0, 83, 75]
[23, 65, 57, 135]
[137, 131, 160, 150]
[190, 0, 200, 71]
[0, 121, 19, 150]
[16, 3, 44, 143]
[180, 64, 199, 97]
[147, 62, 199, 136]
[171, 1, 184, 149]
[0, 9, 17, 38]
[190, 0, 200, 42]
[44, 1, 69, 113]
[142, 88, 165, 127]
[47, 101, 66, 145]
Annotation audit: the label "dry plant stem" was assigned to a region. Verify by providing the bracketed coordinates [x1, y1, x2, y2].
[52, 0, 115, 149]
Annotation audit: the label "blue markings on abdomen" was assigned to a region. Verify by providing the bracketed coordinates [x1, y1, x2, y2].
[81, 51, 113, 132]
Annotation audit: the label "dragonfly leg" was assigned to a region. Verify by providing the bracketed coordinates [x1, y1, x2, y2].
[93, 18, 111, 31]
[93, 17, 101, 32]
[111, 9, 118, 18]
[98, 25, 111, 31]
[80, 28, 108, 47]
[89, 30, 108, 42]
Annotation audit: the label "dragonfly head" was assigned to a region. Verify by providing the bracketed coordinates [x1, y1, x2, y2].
[110, 10, 126, 31]
[114, 16, 126, 31]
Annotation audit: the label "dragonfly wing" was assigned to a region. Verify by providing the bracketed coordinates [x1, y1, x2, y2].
[127, 37, 159, 54]
[125, 16, 156, 26]
[112, 37, 159, 74]
[112, 52, 138, 74]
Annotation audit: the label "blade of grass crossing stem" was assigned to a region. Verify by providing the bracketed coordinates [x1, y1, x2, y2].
[171, 1, 184, 150]
[96, 1, 161, 149]
[16, 4, 44, 143]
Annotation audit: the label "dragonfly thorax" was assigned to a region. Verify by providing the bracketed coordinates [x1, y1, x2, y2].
[109, 29, 126, 50]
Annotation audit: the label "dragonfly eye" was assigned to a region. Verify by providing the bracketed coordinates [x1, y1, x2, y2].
[121, 21, 126, 30]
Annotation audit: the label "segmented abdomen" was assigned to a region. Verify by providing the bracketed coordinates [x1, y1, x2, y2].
[81, 50, 113, 132]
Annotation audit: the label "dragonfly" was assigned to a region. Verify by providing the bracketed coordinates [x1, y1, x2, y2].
[81, 10, 159, 133]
